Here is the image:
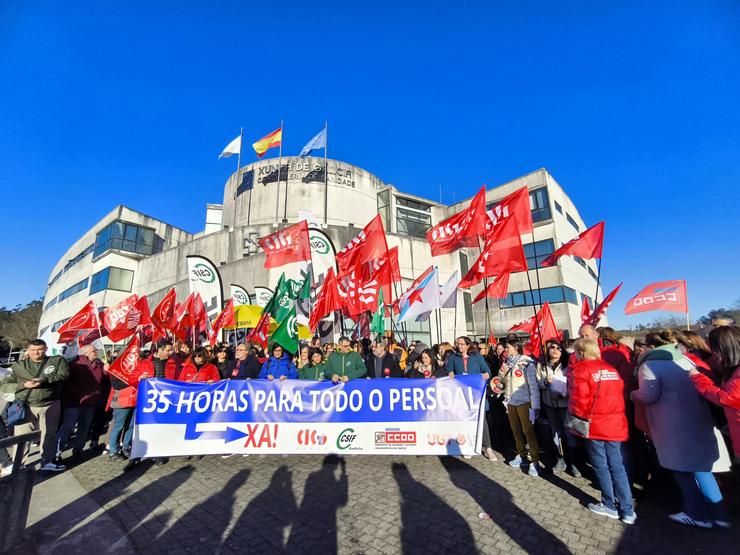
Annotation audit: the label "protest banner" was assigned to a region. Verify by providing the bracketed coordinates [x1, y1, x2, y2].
[131, 375, 486, 458]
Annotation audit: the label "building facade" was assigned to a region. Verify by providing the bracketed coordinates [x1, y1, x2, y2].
[38, 158, 603, 348]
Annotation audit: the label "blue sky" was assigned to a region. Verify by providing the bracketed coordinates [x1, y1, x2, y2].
[1, 1, 738, 329]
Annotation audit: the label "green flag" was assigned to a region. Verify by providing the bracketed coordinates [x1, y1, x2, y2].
[265, 273, 298, 324]
[298, 272, 311, 301]
[371, 287, 386, 335]
[271, 306, 299, 353]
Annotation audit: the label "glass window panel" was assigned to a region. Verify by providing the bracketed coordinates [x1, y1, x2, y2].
[108, 268, 134, 291]
[139, 228, 154, 246]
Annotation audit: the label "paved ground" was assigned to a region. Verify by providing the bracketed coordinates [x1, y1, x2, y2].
[23, 449, 738, 555]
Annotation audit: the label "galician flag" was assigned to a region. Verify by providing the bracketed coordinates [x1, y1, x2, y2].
[398, 267, 440, 323]
[271, 306, 299, 353]
[219, 133, 242, 159]
[299, 127, 327, 157]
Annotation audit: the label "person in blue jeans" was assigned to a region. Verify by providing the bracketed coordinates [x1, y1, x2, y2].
[569, 338, 636, 524]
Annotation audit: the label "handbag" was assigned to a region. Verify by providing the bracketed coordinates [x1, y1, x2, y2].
[2, 399, 27, 427]
[566, 367, 602, 438]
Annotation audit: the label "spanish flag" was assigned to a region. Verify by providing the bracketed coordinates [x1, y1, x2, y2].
[252, 127, 282, 158]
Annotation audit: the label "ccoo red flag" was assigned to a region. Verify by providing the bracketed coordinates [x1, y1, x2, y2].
[524, 302, 559, 359]
[128, 295, 152, 329]
[427, 186, 488, 256]
[459, 216, 528, 288]
[580, 296, 592, 323]
[541, 222, 605, 267]
[57, 300, 100, 336]
[105, 336, 141, 387]
[624, 280, 687, 315]
[258, 220, 312, 268]
[335, 215, 388, 275]
[472, 272, 511, 304]
[485, 187, 534, 236]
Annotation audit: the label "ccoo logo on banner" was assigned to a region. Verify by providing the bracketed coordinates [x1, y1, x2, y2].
[131, 375, 486, 458]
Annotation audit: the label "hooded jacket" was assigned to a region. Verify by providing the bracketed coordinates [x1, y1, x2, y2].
[325, 350, 367, 380]
[498, 355, 540, 409]
[569, 358, 627, 442]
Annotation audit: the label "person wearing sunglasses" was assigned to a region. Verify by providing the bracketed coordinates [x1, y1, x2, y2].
[536, 339, 581, 477]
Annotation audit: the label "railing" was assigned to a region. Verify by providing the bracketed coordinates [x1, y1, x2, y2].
[0, 430, 41, 552]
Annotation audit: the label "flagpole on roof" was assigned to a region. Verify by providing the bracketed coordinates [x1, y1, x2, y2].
[281, 120, 290, 222]
[275, 121, 283, 223]
[232, 127, 243, 231]
[324, 121, 329, 225]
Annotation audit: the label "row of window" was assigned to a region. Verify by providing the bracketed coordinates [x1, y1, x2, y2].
[58, 278, 89, 302]
[47, 244, 94, 288]
[498, 286, 579, 308]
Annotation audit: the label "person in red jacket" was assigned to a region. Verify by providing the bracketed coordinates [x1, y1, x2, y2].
[569, 338, 635, 525]
[138, 341, 178, 380]
[178, 348, 220, 383]
[690, 326, 740, 460]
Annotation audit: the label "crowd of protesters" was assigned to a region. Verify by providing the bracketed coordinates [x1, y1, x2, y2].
[1, 323, 738, 529]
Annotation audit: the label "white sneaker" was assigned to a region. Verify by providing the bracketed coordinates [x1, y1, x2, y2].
[221, 454, 236, 459]
[508, 455, 523, 467]
[40, 462, 66, 472]
[528, 463, 540, 477]
[462, 455, 473, 459]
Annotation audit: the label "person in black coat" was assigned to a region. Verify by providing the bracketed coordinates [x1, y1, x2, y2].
[225, 342, 261, 380]
[407, 349, 447, 379]
[365, 340, 403, 378]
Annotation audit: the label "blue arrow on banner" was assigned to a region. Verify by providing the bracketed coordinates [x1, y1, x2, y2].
[183, 422, 248, 443]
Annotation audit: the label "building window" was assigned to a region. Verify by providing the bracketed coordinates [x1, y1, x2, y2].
[573, 256, 587, 268]
[43, 297, 58, 312]
[58, 278, 89, 301]
[396, 197, 431, 212]
[94, 220, 159, 258]
[396, 206, 431, 238]
[48, 270, 63, 287]
[523, 239, 555, 269]
[529, 188, 551, 223]
[500, 286, 578, 308]
[377, 189, 391, 231]
[488, 187, 552, 224]
[581, 293, 593, 309]
[64, 244, 94, 272]
[463, 292, 475, 332]
[90, 267, 134, 294]
[459, 251, 470, 276]
[588, 266, 598, 280]
[51, 319, 68, 332]
[566, 213, 579, 231]
[554, 200, 563, 214]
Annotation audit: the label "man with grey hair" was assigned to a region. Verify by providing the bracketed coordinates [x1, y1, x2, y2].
[578, 324, 599, 341]
[54, 343, 106, 462]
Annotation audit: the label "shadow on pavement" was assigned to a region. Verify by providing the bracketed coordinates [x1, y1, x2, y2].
[154, 468, 250, 551]
[285, 456, 348, 555]
[440, 457, 572, 554]
[222, 465, 297, 553]
[392, 461, 477, 554]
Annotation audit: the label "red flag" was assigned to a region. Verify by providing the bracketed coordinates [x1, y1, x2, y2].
[309, 267, 344, 331]
[128, 296, 152, 329]
[589, 283, 623, 326]
[246, 310, 271, 350]
[524, 303, 559, 359]
[57, 300, 99, 335]
[152, 288, 176, 334]
[580, 296, 592, 323]
[541, 222, 605, 267]
[509, 317, 535, 334]
[102, 295, 138, 333]
[257, 220, 312, 268]
[189, 293, 207, 331]
[368, 246, 400, 304]
[427, 186, 488, 256]
[209, 299, 235, 346]
[459, 217, 528, 288]
[624, 280, 687, 315]
[335, 215, 388, 275]
[173, 295, 192, 329]
[105, 336, 141, 387]
[488, 329, 496, 347]
[485, 187, 533, 236]
[472, 272, 510, 304]
[78, 328, 103, 347]
[344, 265, 381, 317]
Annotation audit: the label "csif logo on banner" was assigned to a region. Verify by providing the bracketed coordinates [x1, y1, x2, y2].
[233, 291, 249, 305]
[336, 428, 358, 450]
[310, 234, 330, 255]
[191, 263, 215, 284]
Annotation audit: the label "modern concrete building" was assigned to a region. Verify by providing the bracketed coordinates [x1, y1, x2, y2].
[38, 157, 603, 347]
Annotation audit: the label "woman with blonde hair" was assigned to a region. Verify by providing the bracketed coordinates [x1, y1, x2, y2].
[569, 338, 635, 524]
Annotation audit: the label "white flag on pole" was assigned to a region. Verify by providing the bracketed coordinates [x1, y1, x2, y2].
[299, 127, 327, 157]
[219, 134, 242, 159]
[439, 270, 460, 309]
